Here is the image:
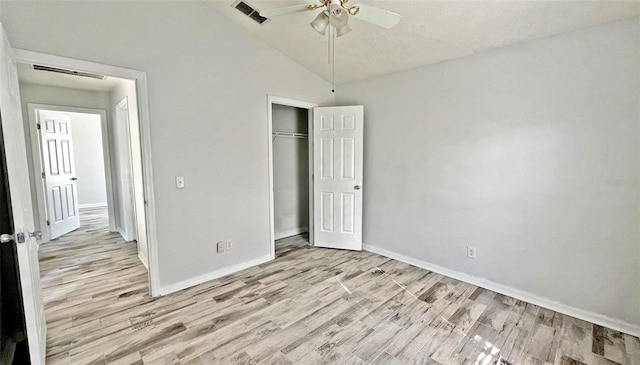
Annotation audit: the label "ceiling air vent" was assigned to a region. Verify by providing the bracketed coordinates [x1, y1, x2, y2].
[32, 65, 105, 80]
[232, 0, 268, 25]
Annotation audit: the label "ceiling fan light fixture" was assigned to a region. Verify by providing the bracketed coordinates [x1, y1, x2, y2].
[335, 23, 352, 37]
[325, 1, 350, 37]
[310, 11, 330, 35]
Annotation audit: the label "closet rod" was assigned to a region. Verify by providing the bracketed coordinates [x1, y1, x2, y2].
[272, 132, 308, 139]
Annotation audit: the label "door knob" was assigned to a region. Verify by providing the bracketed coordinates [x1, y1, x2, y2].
[30, 231, 42, 241]
[70, 177, 77, 181]
[0, 234, 14, 244]
[354, 185, 361, 190]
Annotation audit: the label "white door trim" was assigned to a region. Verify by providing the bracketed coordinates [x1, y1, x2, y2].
[27, 104, 115, 242]
[114, 96, 137, 242]
[267, 95, 317, 259]
[14, 49, 161, 297]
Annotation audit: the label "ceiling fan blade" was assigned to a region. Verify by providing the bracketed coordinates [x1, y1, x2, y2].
[259, 4, 311, 18]
[352, 4, 400, 29]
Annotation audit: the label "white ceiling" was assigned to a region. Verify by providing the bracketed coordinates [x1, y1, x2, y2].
[204, 0, 640, 84]
[17, 62, 123, 92]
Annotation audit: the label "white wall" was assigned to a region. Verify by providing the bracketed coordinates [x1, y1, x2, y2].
[18, 82, 112, 230]
[1, 1, 333, 290]
[338, 18, 640, 332]
[68, 112, 107, 207]
[273, 104, 309, 239]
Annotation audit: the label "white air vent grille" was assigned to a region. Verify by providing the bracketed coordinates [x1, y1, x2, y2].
[32, 65, 105, 80]
[231, 0, 268, 25]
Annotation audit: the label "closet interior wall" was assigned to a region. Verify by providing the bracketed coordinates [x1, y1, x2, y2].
[272, 104, 309, 240]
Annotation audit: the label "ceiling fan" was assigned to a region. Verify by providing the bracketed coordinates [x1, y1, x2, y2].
[259, 0, 401, 37]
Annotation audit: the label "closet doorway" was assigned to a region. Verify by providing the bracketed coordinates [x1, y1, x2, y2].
[267, 96, 317, 258]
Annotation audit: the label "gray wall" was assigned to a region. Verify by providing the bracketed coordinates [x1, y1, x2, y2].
[68, 112, 107, 207]
[338, 18, 640, 329]
[1, 1, 333, 289]
[273, 105, 308, 239]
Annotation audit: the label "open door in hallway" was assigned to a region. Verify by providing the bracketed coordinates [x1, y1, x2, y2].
[38, 110, 81, 239]
[0, 22, 47, 365]
[313, 106, 364, 251]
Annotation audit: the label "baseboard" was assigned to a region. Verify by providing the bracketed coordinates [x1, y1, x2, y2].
[158, 254, 272, 296]
[137, 251, 149, 270]
[275, 227, 309, 240]
[78, 202, 108, 209]
[363, 244, 640, 337]
[116, 227, 134, 242]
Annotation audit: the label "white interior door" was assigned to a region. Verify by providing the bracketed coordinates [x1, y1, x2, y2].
[0, 22, 47, 365]
[38, 110, 80, 239]
[313, 106, 364, 250]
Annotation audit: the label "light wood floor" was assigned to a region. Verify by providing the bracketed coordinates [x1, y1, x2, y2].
[40, 208, 640, 365]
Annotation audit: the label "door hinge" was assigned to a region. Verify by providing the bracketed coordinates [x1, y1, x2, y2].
[42, 172, 46, 178]
[46, 220, 50, 226]
[36, 123, 41, 130]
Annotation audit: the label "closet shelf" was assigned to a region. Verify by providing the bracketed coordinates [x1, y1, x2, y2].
[272, 132, 308, 139]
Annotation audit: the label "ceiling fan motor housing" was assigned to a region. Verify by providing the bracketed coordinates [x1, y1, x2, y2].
[329, 0, 344, 16]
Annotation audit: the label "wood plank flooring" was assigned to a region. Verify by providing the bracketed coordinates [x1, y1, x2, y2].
[40, 208, 640, 364]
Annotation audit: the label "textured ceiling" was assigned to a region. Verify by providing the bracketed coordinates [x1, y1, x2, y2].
[204, 0, 640, 84]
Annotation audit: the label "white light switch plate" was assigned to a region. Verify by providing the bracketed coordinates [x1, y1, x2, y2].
[176, 176, 185, 189]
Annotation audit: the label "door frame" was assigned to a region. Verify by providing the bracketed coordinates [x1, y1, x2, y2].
[13, 49, 161, 297]
[114, 96, 137, 242]
[27, 104, 115, 242]
[267, 95, 317, 259]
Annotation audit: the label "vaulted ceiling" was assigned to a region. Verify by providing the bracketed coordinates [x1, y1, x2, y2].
[204, 0, 640, 84]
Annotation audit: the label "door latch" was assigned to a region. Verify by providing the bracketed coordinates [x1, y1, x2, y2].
[1, 231, 41, 244]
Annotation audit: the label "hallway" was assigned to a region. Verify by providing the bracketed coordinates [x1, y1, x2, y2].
[39, 207, 149, 364]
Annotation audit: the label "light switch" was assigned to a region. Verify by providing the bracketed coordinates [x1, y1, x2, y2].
[176, 176, 185, 189]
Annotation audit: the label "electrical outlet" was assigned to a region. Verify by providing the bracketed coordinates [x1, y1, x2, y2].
[176, 176, 185, 189]
[226, 239, 233, 250]
[467, 246, 477, 259]
[217, 241, 225, 253]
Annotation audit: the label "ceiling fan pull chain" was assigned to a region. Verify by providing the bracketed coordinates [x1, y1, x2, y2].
[332, 28, 336, 94]
[328, 24, 331, 64]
